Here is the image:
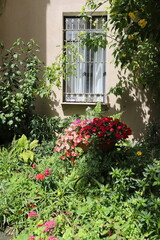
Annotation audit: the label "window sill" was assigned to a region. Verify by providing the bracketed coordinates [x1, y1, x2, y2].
[61, 102, 108, 106]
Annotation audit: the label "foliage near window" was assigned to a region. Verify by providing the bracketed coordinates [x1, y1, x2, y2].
[81, 0, 160, 98]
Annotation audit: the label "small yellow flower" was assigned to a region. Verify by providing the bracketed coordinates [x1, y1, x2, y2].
[157, 162, 160, 166]
[57, 189, 61, 196]
[128, 35, 134, 40]
[57, 214, 63, 220]
[122, 53, 126, 57]
[136, 151, 142, 156]
[138, 19, 147, 28]
[128, 12, 136, 20]
[37, 220, 43, 225]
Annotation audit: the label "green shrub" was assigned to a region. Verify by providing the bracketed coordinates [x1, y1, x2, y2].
[28, 115, 60, 143]
[28, 114, 80, 143]
[0, 39, 51, 143]
[0, 135, 160, 239]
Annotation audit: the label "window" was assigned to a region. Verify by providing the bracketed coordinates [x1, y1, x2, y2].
[63, 16, 107, 103]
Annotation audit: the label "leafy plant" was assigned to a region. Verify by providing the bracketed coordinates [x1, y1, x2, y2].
[0, 129, 160, 239]
[81, 0, 160, 98]
[0, 39, 46, 140]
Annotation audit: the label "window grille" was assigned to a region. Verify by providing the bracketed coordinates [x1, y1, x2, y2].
[63, 16, 107, 103]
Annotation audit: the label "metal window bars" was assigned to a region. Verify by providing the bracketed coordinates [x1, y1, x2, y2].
[63, 16, 107, 103]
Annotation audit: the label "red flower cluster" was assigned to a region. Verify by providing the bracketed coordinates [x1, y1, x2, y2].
[36, 173, 45, 181]
[55, 117, 132, 163]
[80, 117, 132, 144]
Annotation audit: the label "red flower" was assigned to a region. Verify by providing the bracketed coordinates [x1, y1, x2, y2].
[65, 152, 71, 157]
[97, 132, 104, 137]
[36, 173, 45, 181]
[100, 126, 106, 133]
[27, 203, 36, 208]
[32, 164, 36, 170]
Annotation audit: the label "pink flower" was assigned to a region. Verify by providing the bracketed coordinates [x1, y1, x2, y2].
[28, 211, 38, 218]
[44, 168, 52, 176]
[48, 236, 59, 240]
[64, 144, 70, 150]
[110, 128, 114, 132]
[28, 236, 36, 239]
[41, 220, 57, 234]
[36, 173, 45, 181]
[29, 174, 34, 178]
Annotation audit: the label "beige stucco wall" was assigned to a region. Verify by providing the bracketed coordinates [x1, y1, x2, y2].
[1, 0, 159, 139]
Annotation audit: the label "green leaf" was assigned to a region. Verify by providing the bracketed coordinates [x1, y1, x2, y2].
[17, 135, 29, 150]
[29, 140, 39, 150]
[19, 150, 34, 162]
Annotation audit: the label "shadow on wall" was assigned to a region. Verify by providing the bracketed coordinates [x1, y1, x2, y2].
[0, 0, 6, 16]
[34, 92, 60, 117]
[106, 85, 160, 141]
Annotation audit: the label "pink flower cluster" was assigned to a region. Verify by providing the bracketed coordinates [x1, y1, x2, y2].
[29, 235, 59, 240]
[28, 211, 38, 218]
[55, 117, 132, 162]
[55, 119, 91, 163]
[42, 220, 57, 233]
[28, 219, 59, 240]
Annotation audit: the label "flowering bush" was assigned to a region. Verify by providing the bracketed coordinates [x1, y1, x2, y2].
[55, 117, 132, 162]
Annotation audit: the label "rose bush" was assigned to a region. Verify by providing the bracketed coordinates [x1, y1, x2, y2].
[55, 117, 132, 163]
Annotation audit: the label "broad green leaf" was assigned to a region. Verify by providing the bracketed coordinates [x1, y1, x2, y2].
[17, 135, 29, 150]
[29, 140, 39, 150]
[19, 150, 34, 162]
